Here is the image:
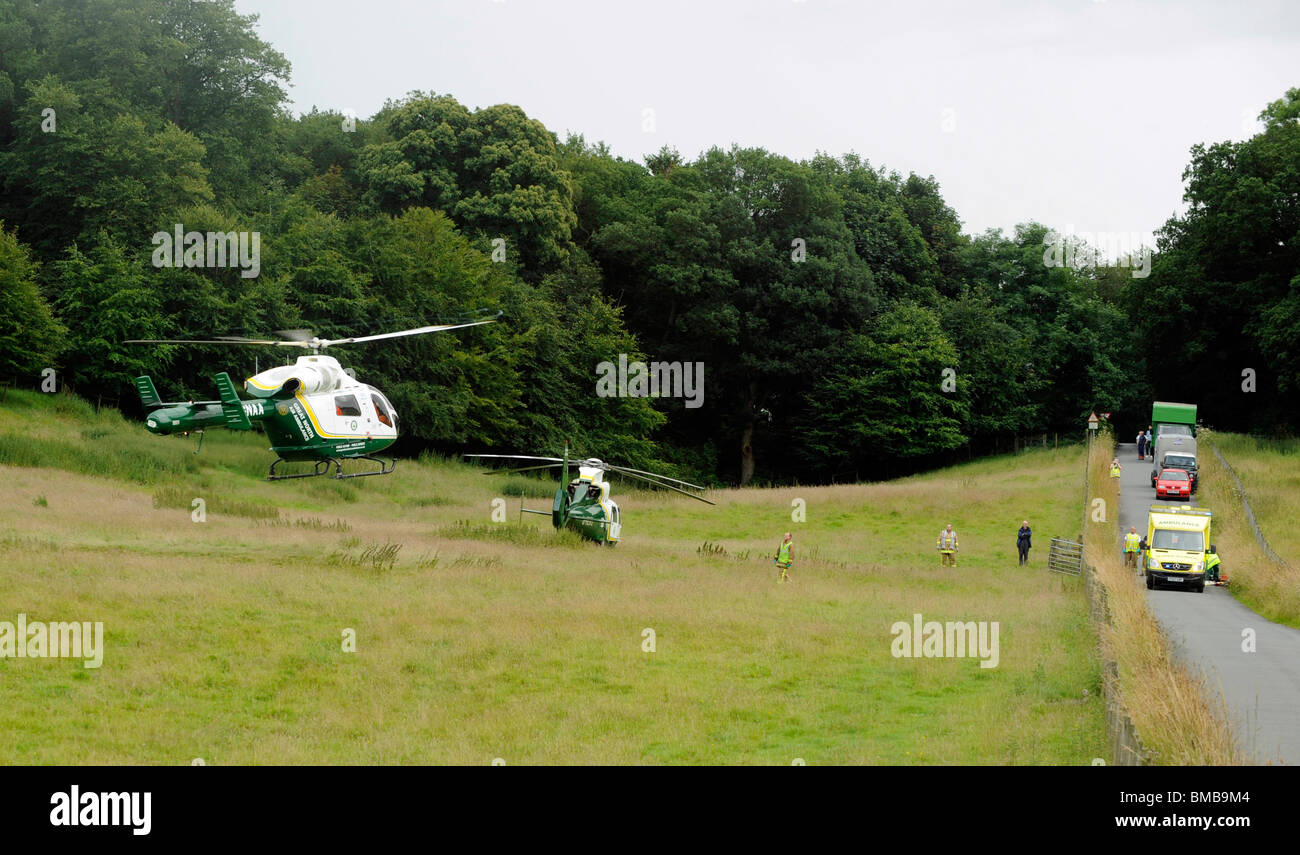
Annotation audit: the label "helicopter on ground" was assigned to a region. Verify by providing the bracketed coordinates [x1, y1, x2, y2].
[126, 316, 499, 480]
[466, 441, 714, 545]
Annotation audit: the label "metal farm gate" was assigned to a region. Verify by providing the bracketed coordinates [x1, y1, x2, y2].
[1048, 537, 1083, 576]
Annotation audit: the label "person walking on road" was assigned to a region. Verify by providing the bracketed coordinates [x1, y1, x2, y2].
[1016, 520, 1032, 566]
[1137, 430, 1147, 460]
[938, 524, 959, 567]
[1123, 526, 1141, 569]
[774, 532, 794, 582]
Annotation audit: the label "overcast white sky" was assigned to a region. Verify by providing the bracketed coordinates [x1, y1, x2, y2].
[234, 0, 1299, 249]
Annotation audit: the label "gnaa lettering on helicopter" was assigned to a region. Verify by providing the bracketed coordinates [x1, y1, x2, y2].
[125, 314, 500, 480]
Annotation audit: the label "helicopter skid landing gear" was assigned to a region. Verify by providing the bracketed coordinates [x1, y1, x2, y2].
[332, 455, 396, 479]
[268, 458, 334, 481]
[267, 456, 396, 481]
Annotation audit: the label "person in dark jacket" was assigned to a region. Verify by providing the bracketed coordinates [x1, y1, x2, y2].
[1016, 520, 1032, 566]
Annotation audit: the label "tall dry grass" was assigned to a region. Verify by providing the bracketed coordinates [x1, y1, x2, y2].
[1197, 430, 1300, 627]
[1084, 431, 1248, 764]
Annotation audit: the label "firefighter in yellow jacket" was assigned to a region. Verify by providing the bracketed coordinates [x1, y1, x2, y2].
[937, 524, 959, 566]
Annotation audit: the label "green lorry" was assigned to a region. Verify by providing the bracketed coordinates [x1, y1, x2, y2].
[1149, 401, 1198, 489]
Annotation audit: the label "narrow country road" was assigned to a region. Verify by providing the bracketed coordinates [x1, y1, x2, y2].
[1115, 442, 1300, 764]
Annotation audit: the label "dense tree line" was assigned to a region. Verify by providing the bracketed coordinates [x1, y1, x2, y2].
[1132, 87, 1300, 435]
[0, 0, 1293, 483]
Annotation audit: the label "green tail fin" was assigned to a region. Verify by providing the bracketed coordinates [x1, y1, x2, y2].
[214, 372, 253, 431]
[135, 376, 162, 409]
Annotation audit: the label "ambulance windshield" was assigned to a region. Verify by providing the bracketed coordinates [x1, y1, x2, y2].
[1151, 529, 1204, 552]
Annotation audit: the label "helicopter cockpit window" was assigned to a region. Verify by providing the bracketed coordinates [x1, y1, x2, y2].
[334, 394, 362, 417]
[371, 393, 393, 428]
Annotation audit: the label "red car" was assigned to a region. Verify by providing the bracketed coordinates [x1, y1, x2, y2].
[1155, 468, 1193, 500]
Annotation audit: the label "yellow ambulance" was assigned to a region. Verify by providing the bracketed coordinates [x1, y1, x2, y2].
[1144, 505, 1212, 593]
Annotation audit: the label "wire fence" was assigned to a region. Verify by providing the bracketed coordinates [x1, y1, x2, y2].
[1206, 437, 1290, 569]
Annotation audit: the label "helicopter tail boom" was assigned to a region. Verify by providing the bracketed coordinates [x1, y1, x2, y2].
[134, 375, 225, 435]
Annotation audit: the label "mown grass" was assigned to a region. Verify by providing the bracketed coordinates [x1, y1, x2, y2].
[1083, 432, 1247, 765]
[0, 389, 1107, 764]
[1197, 431, 1300, 628]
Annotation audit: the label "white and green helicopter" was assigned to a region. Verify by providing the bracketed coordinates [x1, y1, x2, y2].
[127, 316, 499, 480]
[467, 441, 714, 545]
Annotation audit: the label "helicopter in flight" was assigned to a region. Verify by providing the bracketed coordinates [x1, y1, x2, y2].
[126, 315, 499, 480]
[466, 441, 714, 545]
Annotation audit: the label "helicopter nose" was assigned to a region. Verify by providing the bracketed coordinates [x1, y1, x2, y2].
[145, 412, 171, 434]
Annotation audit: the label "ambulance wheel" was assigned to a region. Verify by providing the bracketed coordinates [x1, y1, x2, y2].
[1146, 575, 1155, 590]
[1195, 581, 1205, 593]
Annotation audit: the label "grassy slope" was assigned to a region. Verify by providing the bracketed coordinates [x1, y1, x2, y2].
[0, 390, 1105, 764]
[1197, 431, 1300, 628]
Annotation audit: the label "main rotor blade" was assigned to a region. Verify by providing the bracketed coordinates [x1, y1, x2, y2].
[484, 463, 564, 476]
[464, 454, 564, 463]
[611, 469, 716, 504]
[126, 314, 502, 349]
[322, 318, 499, 347]
[608, 464, 710, 492]
[124, 338, 304, 346]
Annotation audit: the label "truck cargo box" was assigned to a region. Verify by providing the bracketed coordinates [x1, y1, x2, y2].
[1155, 433, 1197, 463]
[1152, 401, 1197, 429]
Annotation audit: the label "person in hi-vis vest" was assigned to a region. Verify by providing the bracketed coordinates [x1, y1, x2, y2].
[937, 524, 959, 566]
[774, 532, 794, 582]
[1205, 544, 1224, 585]
[1110, 458, 1122, 494]
[1123, 526, 1141, 569]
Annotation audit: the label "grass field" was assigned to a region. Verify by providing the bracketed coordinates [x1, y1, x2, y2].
[1197, 431, 1300, 628]
[0, 390, 1106, 764]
